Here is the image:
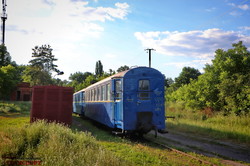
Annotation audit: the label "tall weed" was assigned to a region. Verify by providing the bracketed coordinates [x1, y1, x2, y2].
[0, 121, 127, 166]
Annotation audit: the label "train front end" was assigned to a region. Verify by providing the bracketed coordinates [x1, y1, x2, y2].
[121, 67, 166, 135]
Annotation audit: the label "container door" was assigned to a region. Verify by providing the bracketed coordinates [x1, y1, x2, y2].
[136, 79, 153, 132]
[112, 79, 123, 128]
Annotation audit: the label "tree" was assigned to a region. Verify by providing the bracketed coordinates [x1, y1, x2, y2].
[95, 60, 103, 77]
[0, 44, 15, 67]
[165, 78, 174, 88]
[167, 41, 250, 115]
[29, 45, 62, 75]
[23, 45, 63, 86]
[117, 65, 129, 73]
[108, 69, 116, 76]
[212, 41, 250, 115]
[52, 78, 69, 87]
[0, 65, 19, 100]
[73, 75, 98, 92]
[22, 66, 53, 86]
[69, 72, 92, 83]
[174, 67, 201, 87]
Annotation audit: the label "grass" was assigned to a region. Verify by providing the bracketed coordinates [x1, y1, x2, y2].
[166, 102, 250, 144]
[0, 121, 127, 166]
[0, 101, 31, 130]
[0, 101, 126, 166]
[0, 101, 243, 165]
[72, 115, 223, 166]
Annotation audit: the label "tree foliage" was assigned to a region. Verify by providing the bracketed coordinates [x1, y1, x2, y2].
[0, 44, 15, 67]
[22, 66, 53, 86]
[165, 78, 174, 88]
[22, 45, 63, 86]
[69, 72, 92, 83]
[0, 65, 19, 100]
[95, 60, 103, 77]
[174, 67, 201, 88]
[29, 45, 62, 75]
[117, 65, 129, 73]
[167, 41, 250, 115]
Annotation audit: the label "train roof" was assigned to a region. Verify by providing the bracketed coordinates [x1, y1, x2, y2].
[83, 70, 128, 91]
[74, 66, 163, 94]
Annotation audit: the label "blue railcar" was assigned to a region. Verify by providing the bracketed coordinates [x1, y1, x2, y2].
[73, 67, 166, 135]
[73, 89, 85, 115]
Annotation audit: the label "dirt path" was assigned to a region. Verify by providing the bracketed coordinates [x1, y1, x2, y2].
[150, 129, 250, 165]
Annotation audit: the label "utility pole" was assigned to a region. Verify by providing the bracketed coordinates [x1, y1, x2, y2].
[1, 0, 7, 45]
[144, 48, 155, 68]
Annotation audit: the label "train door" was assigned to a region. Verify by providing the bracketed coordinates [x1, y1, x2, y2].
[136, 79, 153, 132]
[112, 79, 123, 128]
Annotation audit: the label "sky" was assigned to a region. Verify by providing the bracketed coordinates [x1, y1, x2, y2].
[2, 0, 250, 80]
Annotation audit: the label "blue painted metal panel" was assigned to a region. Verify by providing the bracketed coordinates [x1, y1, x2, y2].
[84, 102, 115, 128]
[73, 66, 166, 133]
[73, 91, 85, 114]
[122, 67, 165, 131]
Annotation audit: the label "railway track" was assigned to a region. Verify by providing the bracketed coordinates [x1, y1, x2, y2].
[141, 136, 217, 166]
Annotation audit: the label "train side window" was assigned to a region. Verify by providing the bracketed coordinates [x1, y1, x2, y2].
[97, 87, 100, 101]
[96, 88, 98, 101]
[138, 80, 150, 100]
[103, 85, 107, 101]
[115, 80, 122, 99]
[100, 86, 103, 101]
[98, 86, 102, 101]
[91, 89, 94, 101]
[94, 88, 96, 101]
[101, 85, 105, 101]
[89, 90, 91, 101]
[106, 83, 111, 101]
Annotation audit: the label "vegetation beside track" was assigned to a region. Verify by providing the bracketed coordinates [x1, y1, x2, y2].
[1, 101, 248, 165]
[0, 102, 127, 166]
[72, 115, 225, 166]
[166, 102, 250, 145]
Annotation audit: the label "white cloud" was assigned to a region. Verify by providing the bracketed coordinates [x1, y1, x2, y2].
[230, 11, 242, 16]
[228, 3, 249, 10]
[239, 26, 250, 31]
[237, 4, 249, 10]
[3, 0, 130, 75]
[205, 7, 216, 12]
[227, 3, 249, 16]
[135, 28, 250, 68]
[165, 59, 212, 70]
[2, 0, 130, 80]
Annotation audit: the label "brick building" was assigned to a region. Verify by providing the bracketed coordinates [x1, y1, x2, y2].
[10, 82, 32, 101]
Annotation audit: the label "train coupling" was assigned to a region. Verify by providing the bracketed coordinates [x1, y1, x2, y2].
[158, 129, 168, 134]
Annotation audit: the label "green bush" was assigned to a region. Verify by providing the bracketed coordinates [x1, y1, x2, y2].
[166, 41, 250, 115]
[0, 102, 31, 114]
[0, 121, 127, 166]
